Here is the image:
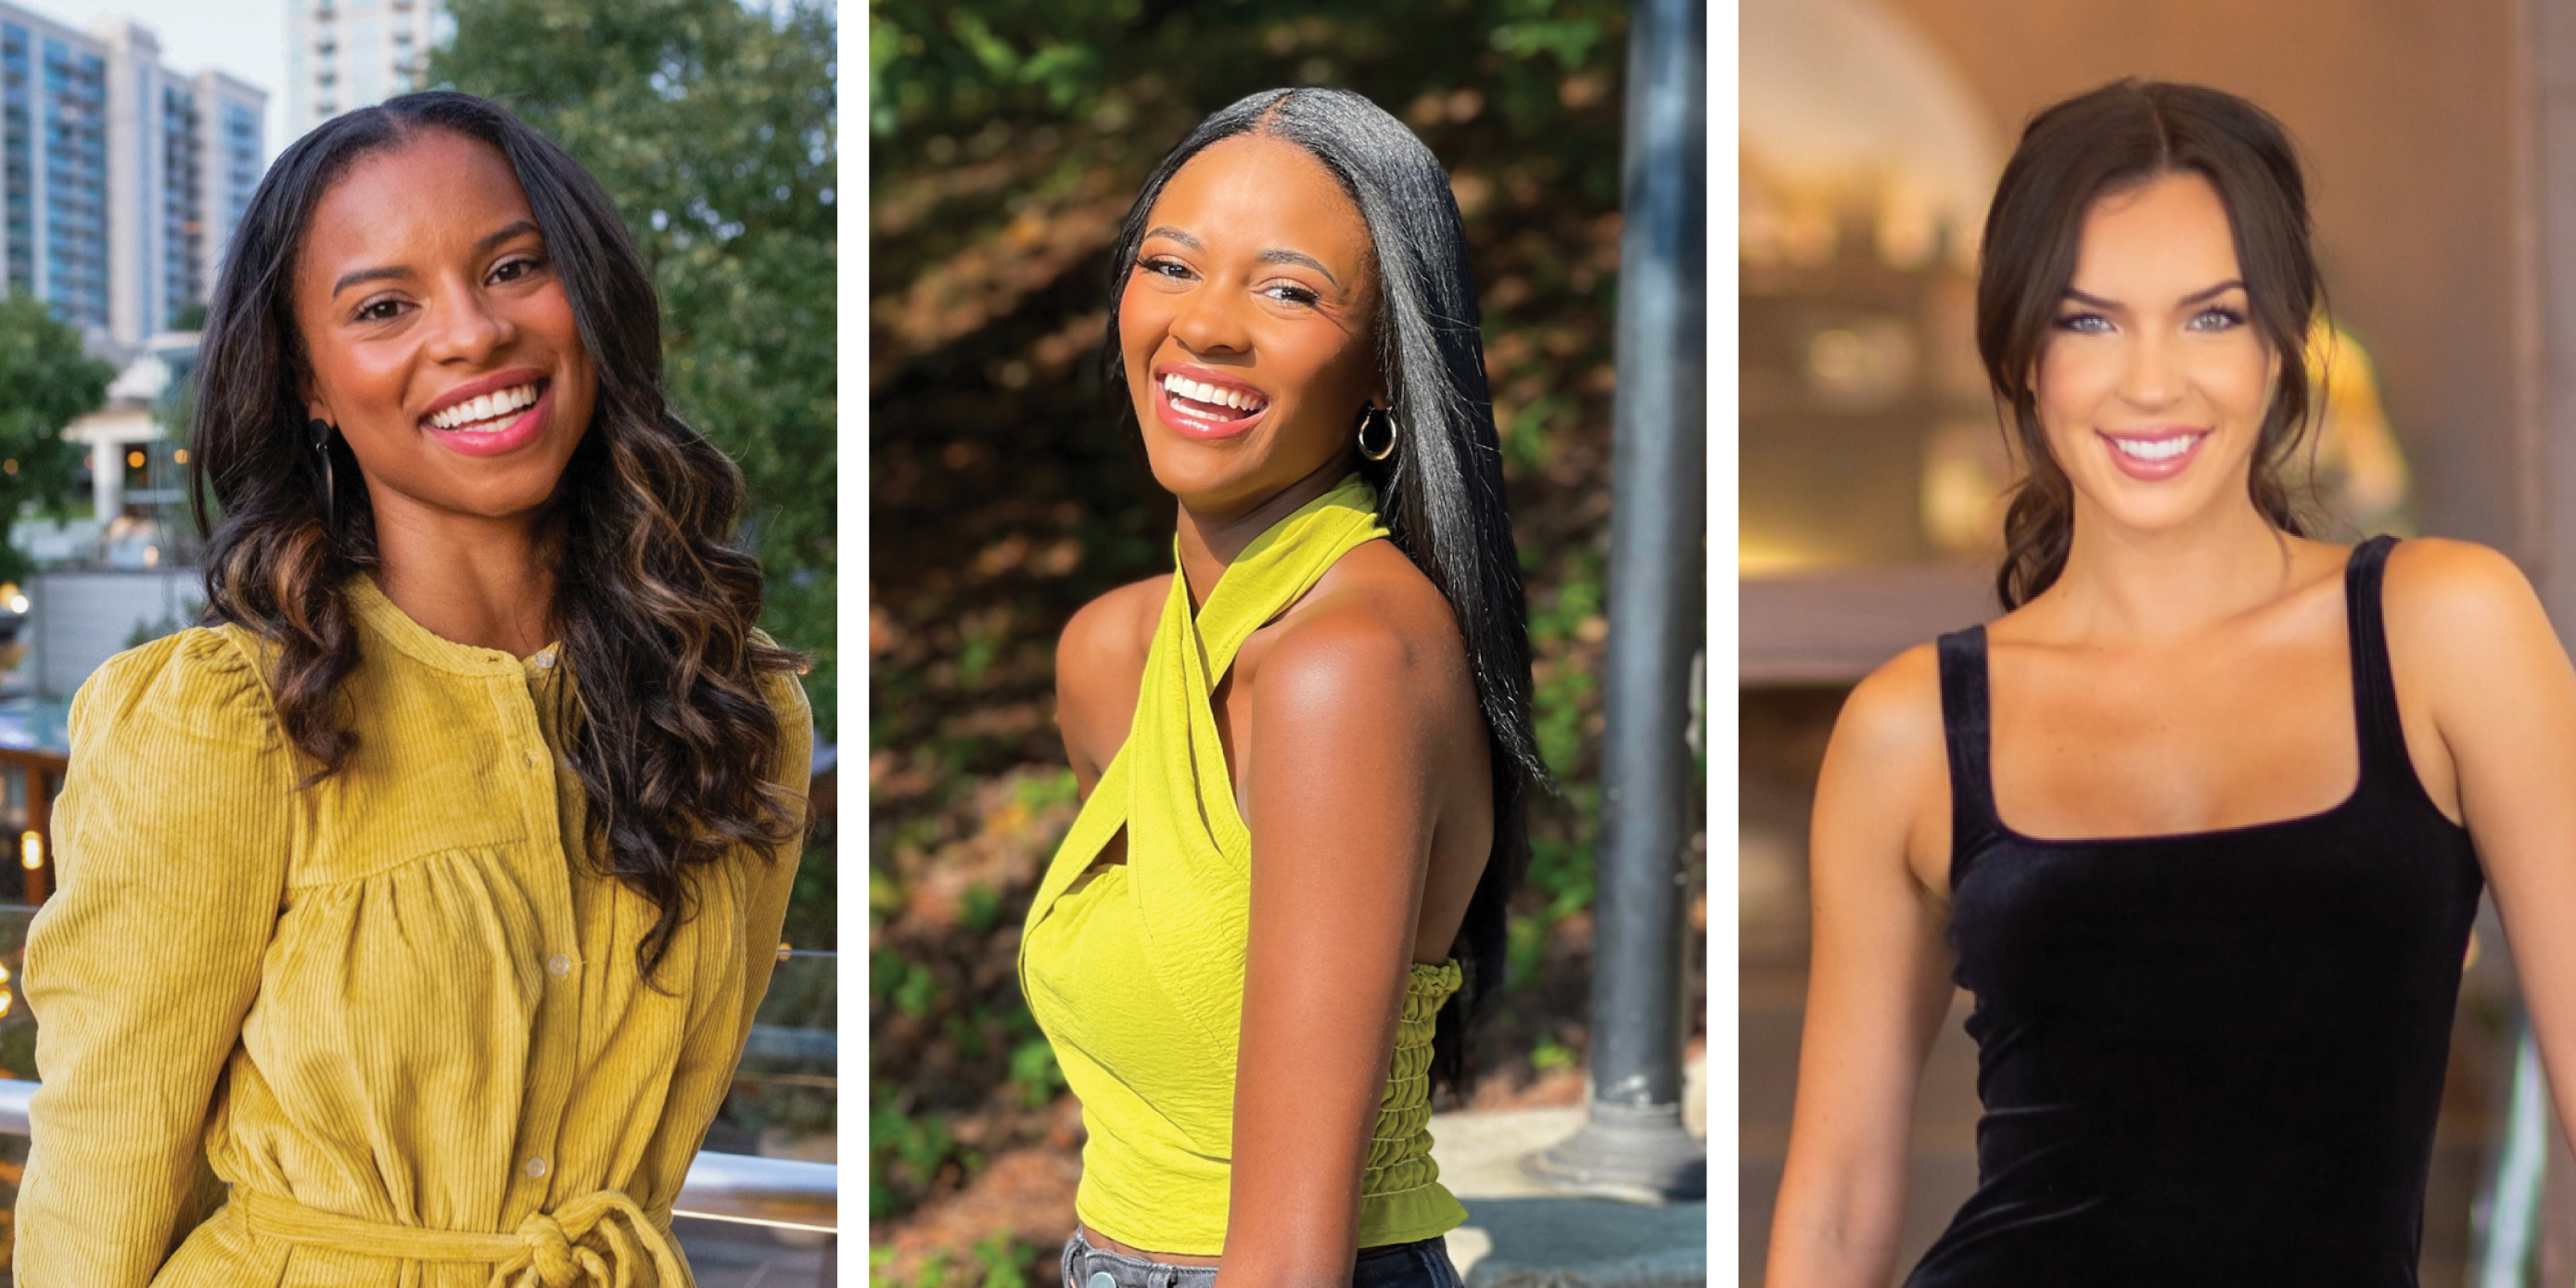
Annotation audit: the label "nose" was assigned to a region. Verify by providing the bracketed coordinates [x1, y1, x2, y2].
[2116, 327, 2181, 409]
[1167, 283, 1250, 357]
[423, 277, 516, 365]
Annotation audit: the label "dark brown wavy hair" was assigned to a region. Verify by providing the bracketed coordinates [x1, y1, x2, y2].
[191, 91, 807, 976]
[1977, 79, 2323, 608]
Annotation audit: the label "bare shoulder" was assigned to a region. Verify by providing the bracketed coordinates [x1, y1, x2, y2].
[1830, 641, 1948, 775]
[1815, 641, 1953, 885]
[2382, 536, 2541, 619]
[1054, 573, 1172, 766]
[2378, 537, 2573, 727]
[2381, 537, 2554, 667]
[1057, 574, 1170, 674]
[1251, 542, 1471, 731]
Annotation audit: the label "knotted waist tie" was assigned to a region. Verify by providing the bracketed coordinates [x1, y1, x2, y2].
[234, 1186, 686, 1287]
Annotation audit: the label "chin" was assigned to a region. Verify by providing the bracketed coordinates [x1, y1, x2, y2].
[1142, 434, 1258, 502]
[2080, 484, 2234, 537]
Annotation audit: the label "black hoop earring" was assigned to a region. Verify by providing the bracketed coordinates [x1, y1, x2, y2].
[308, 418, 337, 528]
[1357, 402, 1398, 463]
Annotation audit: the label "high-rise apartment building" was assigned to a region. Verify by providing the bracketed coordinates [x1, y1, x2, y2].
[0, 7, 265, 349]
[286, 0, 449, 141]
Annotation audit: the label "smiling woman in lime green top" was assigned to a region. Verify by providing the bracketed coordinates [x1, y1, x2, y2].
[1019, 88, 1548, 1288]
[15, 93, 810, 1285]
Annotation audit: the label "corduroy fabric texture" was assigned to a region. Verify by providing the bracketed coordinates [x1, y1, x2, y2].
[1019, 475, 1470, 1255]
[16, 574, 810, 1287]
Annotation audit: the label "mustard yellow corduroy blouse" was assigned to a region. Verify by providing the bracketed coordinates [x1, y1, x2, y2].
[15, 575, 810, 1287]
[1019, 475, 1469, 1255]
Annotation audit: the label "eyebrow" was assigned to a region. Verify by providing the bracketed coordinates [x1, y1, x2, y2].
[2062, 278, 2247, 311]
[330, 220, 543, 297]
[1141, 223, 1343, 289]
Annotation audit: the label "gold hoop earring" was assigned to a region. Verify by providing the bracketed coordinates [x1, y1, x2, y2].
[1357, 403, 1398, 462]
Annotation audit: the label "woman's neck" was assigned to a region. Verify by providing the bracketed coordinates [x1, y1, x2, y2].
[2041, 495, 2306, 641]
[368, 495, 559, 657]
[1172, 455, 1353, 608]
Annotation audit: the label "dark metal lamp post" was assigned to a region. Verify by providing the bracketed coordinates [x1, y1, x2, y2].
[1522, 0, 1708, 1203]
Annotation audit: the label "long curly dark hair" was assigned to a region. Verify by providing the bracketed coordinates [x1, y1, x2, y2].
[1103, 88, 1549, 1092]
[191, 90, 807, 976]
[1977, 79, 2323, 608]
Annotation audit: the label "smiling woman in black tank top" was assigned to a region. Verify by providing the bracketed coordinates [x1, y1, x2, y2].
[1766, 81, 2576, 1286]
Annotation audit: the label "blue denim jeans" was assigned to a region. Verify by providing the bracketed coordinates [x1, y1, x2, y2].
[1059, 1226, 1464, 1288]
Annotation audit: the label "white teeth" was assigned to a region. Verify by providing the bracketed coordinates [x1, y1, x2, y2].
[1161, 373, 1264, 414]
[429, 382, 540, 430]
[2111, 434, 2197, 462]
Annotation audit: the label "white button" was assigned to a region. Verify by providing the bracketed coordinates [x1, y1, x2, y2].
[525, 1155, 548, 1179]
[547, 954, 571, 978]
[534, 652, 555, 669]
[1088, 1275, 1114, 1288]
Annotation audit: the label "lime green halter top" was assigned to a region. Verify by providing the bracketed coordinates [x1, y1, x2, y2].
[1018, 475, 1468, 1255]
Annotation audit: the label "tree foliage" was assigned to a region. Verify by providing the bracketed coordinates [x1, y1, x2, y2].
[427, 0, 838, 739]
[0, 296, 115, 583]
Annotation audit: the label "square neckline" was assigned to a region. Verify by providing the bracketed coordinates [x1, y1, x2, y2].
[1972, 542, 2374, 852]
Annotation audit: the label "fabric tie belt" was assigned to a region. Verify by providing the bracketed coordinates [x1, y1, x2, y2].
[234, 1185, 685, 1287]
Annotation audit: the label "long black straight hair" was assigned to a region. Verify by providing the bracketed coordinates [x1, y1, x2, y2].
[1103, 87, 1549, 1091]
[192, 90, 807, 976]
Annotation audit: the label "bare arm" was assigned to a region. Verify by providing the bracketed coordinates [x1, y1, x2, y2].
[1767, 645, 1960, 1288]
[1054, 576, 1167, 795]
[1216, 613, 1446, 1287]
[2383, 541, 2576, 1148]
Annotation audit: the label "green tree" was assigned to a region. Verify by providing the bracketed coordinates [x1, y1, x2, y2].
[426, 0, 838, 740]
[0, 296, 115, 584]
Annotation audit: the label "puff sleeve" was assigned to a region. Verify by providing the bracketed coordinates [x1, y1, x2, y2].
[16, 629, 291, 1286]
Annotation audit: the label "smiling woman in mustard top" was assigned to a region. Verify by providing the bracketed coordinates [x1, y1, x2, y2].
[13, 93, 810, 1286]
[1019, 88, 1548, 1288]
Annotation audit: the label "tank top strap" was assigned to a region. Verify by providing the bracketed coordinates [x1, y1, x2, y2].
[2341, 534, 2410, 783]
[1934, 625, 2001, 885]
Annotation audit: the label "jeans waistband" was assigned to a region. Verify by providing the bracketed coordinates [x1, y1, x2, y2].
[1060, 1227, 1457, 1288]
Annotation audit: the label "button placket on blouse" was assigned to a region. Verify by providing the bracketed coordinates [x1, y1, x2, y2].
[503, 663, 580, 1212]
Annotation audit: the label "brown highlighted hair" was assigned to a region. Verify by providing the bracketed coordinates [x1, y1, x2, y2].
[1977, 79, 2323, 608]
[192, 91, 807, 976]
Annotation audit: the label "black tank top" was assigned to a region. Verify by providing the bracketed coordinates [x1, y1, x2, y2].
[1904, 537, 2484, 1286]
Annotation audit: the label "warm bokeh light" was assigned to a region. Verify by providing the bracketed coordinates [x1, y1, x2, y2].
[20, 831, 42, 871]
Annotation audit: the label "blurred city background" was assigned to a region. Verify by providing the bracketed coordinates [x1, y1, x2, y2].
[868, 2, 1713, 1283]
[0, 0, 840, 1279]
[1739, 1, 2576, 1284]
